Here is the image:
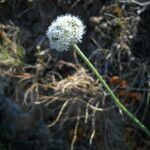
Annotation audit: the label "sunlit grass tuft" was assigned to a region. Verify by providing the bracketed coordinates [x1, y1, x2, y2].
[0, 27, 25, 67]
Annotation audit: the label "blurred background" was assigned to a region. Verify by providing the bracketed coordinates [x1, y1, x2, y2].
[0, 0, 150, 150]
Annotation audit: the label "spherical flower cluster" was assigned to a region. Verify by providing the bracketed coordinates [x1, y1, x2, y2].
[46, 14, 85, 52]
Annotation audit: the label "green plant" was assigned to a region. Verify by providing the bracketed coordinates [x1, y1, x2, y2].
[71, 43, 150, 136]
[47, 14, 150, 136]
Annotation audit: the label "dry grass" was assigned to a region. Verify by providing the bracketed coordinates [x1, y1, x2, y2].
[0, 1, 150, 149]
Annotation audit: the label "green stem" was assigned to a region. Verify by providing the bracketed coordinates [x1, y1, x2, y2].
[71, 43, 150, 136]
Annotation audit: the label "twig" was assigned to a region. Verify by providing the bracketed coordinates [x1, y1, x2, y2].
[123, 0, 150, 6]
[71, 110, 80, 150]
[48, 101, 69, 128]
[131, 0, 150, 6]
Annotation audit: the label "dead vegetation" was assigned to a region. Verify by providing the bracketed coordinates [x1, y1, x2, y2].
[0, 0, 150, 150]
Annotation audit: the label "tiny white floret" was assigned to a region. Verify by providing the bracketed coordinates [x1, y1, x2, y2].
[46, 14, 85, 52]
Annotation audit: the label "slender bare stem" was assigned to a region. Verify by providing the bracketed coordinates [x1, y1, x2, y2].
[71, 43, 150, 136]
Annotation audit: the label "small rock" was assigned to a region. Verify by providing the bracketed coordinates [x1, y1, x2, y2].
[89, 16, 103, 26]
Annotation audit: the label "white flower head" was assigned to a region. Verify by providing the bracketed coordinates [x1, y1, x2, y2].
[47, 14, 86, 52]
